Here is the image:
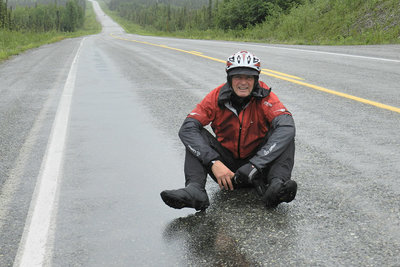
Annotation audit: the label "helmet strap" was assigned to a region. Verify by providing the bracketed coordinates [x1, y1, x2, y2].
[253, 75, 259, 91]
[227, 75, 232, 87]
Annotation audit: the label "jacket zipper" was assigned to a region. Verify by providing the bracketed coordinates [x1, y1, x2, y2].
[237, 109, 245, 158]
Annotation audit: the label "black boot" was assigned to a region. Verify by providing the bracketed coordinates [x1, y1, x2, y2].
[160, 184, 210, 211]
[262, 179, 297, 208]
[251, 177, 267, 197]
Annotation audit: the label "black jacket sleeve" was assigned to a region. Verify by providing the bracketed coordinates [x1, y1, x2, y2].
[249, 114, 295, 170]
[178, 117, 220, 166]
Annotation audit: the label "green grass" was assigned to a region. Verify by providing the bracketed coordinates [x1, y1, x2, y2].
[0, 1, 101, 62]
[101, 0, 400, 45]
[3, 0, 397, 61]
[252, 0, 400, 45]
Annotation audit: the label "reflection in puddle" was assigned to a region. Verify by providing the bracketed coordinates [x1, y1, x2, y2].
[163, 188, 297, 266]
[163, 212, 254, 266]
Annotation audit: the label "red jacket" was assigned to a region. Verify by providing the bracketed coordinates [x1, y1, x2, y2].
[186, 81, 291, 159]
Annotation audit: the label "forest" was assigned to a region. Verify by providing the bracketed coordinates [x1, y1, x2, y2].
[1, 0, 399, 50]
[0, 0, 86, 32]
[106, 0, 304, 32]
[104, 0, 400, 45]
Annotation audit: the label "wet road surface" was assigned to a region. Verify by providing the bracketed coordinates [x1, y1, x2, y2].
[1, 1, 400, 266]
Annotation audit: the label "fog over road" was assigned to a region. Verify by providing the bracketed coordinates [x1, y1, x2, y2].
[0, 1, 399, 266]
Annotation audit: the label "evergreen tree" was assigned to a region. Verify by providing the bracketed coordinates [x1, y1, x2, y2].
[107, 0, 305, 32]
[8, 0, 85, 32]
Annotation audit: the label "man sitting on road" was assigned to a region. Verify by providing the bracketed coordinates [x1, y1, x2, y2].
[160, 51, 297, 211]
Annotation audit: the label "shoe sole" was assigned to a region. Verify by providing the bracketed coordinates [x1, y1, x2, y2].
[160, 191, 209, 211]
[160, 191, 188, 209]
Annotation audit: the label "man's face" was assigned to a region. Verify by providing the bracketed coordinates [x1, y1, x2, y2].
[231, 74, 255, 98]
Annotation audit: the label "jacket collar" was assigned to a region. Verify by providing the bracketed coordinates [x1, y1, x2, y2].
[217, 81, 271, 108]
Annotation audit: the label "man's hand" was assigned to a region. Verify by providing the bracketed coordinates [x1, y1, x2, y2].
[211, 160, 235, 190]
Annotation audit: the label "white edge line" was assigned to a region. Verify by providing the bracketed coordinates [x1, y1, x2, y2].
[13, 37, 85, 267]
[242, 43, 400, 63]
[179, 38, 400, 63]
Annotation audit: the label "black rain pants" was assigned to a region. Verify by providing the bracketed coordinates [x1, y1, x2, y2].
[184, 129, 295, 189]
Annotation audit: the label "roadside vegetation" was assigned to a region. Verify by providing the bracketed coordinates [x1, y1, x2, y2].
[1, 0, 398, 62]
[103, 0, 400, 45]
[0, 0, 101, 61]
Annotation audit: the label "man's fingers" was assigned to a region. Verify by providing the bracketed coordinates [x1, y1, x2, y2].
[217, 173, 235, 190]
[218, 179, 224, 190]
[227, 177, 234, 190]
[221, 176, 234, 190]
[222, 179, 229, 190]
[218, 177, 228, 190]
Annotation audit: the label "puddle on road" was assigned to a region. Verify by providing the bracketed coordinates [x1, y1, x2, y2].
[161, 185, 300, 266]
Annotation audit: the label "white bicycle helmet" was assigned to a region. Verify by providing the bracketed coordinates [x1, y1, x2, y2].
[226, 51, 261, 76]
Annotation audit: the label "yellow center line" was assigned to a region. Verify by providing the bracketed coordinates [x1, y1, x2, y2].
[262, 68, 303, 80]
[110, 34, 400, 114]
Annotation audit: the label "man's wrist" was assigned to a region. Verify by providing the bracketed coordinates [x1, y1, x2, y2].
[209, 159, 219, 168]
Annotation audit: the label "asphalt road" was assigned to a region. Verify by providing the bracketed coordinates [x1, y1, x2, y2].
[1, 1, 400, 266]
